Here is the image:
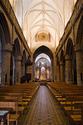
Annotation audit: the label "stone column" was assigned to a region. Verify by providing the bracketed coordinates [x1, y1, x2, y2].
[54, 57, 57, 82]
[46, 67, 50, 80]
[32, 63, 35, 81]
[60, 61, 65, 82]
[22, 63, 25, 77]
[26, 64, 32, 82]
[39, 67, 41, 80]
[54, 57, 60, 82]
[35, 67, 39, 80]
[51, 55, 54, 82]
[65, 55, 73, 84]
[2, 44, 12, 85]
[38, 68, 40, 80]
[28, 65, 32, 77]
[76, 49, 83, 85]
[15, 56, 22, 83]
[31, 56, 34, 82]
[56, 63, 60, 82]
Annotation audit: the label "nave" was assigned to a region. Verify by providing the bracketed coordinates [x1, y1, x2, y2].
[0, 82, 83, 125]
[24, 85, 70, 125]
[0, 0, 83, 125]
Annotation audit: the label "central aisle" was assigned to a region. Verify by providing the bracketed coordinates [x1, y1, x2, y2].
[24, 85, 70, 125]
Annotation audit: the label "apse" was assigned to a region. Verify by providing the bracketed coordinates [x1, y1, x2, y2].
[34, 53, 52, 81]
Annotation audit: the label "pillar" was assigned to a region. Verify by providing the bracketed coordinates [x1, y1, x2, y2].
[26, 64, 32, 82]
[39, 67, 41, 80]
[76, 49, 83, 85]
[54, 57, 57, 82]
[65, 55, 73, 84]
[60, 61, 65, 82]
[54, 57, 60, 82]
[35, 67, 39, 80]
[21, 63, 25, 77]
[2, 44, 12, 85]
[57, 64, 60, 82]
[15, 56, 22, 83]
[51, 55, 54, 82]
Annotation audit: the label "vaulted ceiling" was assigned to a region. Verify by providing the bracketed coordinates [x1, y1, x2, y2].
[9, 0, 77, 52]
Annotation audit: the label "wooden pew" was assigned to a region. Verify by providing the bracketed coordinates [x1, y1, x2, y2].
[47, 82, 83, 125]
[0, 83, 39, 125]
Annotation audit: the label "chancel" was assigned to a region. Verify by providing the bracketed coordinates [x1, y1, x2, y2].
[0, 0, 83, 125]
[34, 53, 52, 81]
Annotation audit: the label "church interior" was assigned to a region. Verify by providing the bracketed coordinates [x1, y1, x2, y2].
[0, 0, 83, 125]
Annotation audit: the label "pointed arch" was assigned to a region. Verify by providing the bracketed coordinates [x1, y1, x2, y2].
[76, 16, 83, 48]
[60, 49, 65, 62]
[0, 12, 10, 44]
[33, 45, 53, 59]
[66, 38, 74, 57]
[0, 12, 11, 85]
[13, 38, 21, 57]
[33, 45, 54, 81]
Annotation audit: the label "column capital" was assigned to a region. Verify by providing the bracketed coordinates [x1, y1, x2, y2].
[75, 44, 83, 52]
[65, 55, 71, 60]
[60, 61, 64, 65]
[16, 56, 22, 62]
[3, 43, 12, 53]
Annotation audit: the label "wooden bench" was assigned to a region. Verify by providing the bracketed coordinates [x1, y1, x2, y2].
[47, 82, 83, 125]
[0, 83, 39, 125]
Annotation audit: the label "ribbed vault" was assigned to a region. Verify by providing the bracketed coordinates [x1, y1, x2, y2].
[9, 0, 77, 52]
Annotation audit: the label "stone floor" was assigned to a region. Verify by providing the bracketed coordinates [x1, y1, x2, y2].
[24, 85, 70, 125]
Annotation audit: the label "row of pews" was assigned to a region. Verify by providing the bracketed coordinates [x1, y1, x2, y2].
[47, 82, 83, 125]
[0, 83, 39, 125]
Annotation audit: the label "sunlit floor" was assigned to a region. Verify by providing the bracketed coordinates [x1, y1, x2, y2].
[24, 85, 70, 125]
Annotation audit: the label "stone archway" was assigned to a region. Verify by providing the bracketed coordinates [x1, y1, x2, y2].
[76, 16, 83, 85]
[35, 55, 52, 81]
[0, 12, 11, 85]
[59, 50, 65, 82]
[65, 38, 76, 84]
[10, 38, 21, 84]
[0, 34, 2, 84]
[0, 12, 10, 44]
[33, 46, 53, 82]
[21, 50, 26, 77]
